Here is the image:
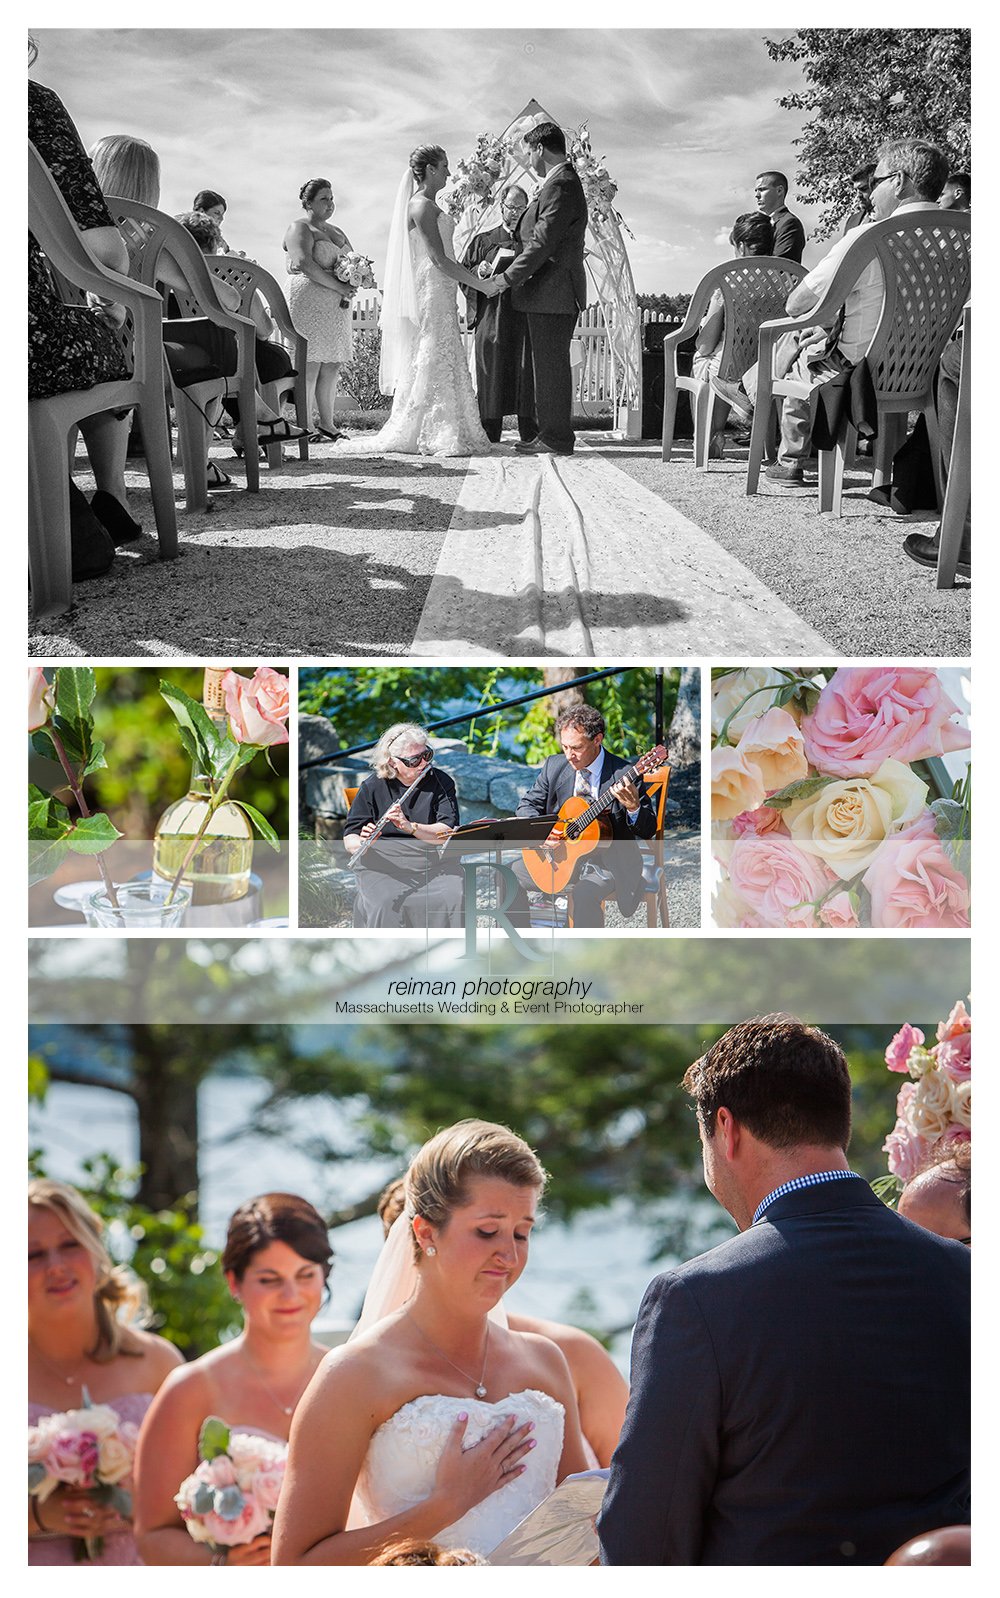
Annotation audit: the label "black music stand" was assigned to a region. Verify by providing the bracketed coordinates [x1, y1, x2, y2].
[440, 815, 561, 927]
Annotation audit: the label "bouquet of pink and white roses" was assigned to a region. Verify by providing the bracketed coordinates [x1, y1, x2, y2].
[332, 250, 377, 308]
[880, 1000, 971, 1185]
[175, 1417, 286, 1554]
[28, 1390, 138, 1559]
[711, 667, 971, 929]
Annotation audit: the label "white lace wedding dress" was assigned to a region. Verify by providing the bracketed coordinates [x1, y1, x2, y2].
[348, 215, 492, 457]
[354, 1389, 564, 1558]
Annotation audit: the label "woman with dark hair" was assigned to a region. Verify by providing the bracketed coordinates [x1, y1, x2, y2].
[192, 189, 231, 251]
[28, 1180, 183, 1564]
[133, 1194, 332, 1565]
[28, 59, 142, 571]
[272, 1121, 588, 1565]
[283, 178, 358, 442]
[692, 210, 776, 458]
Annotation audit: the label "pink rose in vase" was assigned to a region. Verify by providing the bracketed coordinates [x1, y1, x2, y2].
[223, 667, 290, 748]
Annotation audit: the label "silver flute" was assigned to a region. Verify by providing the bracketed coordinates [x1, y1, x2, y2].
[346, 766, 434, 870]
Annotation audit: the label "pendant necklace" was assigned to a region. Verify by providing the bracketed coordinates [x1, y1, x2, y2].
[241, 1346, 311, 1417]
[408, 1315, 490, 1399]
[30, 1339, 87, 1388]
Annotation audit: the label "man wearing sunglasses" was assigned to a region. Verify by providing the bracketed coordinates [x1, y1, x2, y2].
[713, 139, 949, 484]
[343, 723, 462, 927]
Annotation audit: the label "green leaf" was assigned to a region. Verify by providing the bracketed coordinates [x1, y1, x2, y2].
[28, 789, 73, 840]
[198, 1416, 231, 1461]
[54, 666, 97, 723]
[931, 797, 967, 842]
[50, 713, 90, 770]
[67, 813, 122, 855]
[82, 736, 108, 778]
[29, 840, 70, 884]
[30, 729, 59, 764]
[232, 800, 279, 849]
[160, 681, 219, 773]
[174, 724, 200, 772]
[767, 775, 835, 811]
[211, 729, 242, 787]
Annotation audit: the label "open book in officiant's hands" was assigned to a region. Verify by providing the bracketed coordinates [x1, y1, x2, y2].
[483, 245, 517, 278]
[486, 1469, 609, 1566]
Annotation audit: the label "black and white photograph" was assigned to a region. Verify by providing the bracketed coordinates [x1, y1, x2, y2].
[28, 26, 970, 656]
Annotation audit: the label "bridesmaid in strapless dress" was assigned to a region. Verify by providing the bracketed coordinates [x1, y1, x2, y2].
[28, 1181, 183, 1565]
[272, 1121, 590, 1565]
[283, 179, 356, 443]
[133, 1194, 331, 1566]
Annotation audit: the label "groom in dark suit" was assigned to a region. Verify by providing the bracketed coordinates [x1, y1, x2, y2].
[509, 704, 656, 927]
[599, 1015, 971, 1566]
[497, 121, 588, 455]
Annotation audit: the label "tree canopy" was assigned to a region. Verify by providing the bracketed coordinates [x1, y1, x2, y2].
[765, 29, 971, 236]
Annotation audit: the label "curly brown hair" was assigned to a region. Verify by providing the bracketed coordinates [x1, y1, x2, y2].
[683, 1014, 852, 1151]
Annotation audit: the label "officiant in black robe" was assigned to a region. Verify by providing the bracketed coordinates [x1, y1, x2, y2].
[460, 184, 537, 444]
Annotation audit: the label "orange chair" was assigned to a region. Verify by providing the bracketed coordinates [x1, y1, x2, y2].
[566, 765, 672, 928]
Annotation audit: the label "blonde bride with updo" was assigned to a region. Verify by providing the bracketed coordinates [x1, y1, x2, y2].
[272, 1121, 588, 1564]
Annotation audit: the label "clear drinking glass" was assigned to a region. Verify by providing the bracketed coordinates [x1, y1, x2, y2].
[87, 882, 192, 929]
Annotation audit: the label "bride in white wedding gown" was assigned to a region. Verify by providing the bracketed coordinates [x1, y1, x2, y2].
[345, 145, 503, 457]
[271, 1121, 588, 1565]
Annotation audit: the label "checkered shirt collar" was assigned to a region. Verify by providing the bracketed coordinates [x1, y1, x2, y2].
[752, 1170, 862, 1226]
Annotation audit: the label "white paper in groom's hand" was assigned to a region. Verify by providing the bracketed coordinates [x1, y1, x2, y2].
[486, 1468, 609, 1566]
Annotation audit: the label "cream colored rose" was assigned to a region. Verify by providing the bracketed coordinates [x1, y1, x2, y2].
[950, 1079, 971, 1129]
[784, 758, 927, 878]
[712, 876, 760, 927]
[712, 668, 793, 743]
[735, 707, 809, 794]
[97, 1433, 134, 1485]
[906, 1070, 955, 1139]
[712, 746, 766, 822]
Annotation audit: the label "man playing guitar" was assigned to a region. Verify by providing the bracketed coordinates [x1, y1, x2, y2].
[511, 705, 658, 927]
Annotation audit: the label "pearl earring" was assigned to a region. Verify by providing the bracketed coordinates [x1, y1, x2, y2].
[425, 1246, 437, 1256]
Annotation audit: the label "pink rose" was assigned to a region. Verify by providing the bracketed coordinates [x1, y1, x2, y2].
[205, 1455, 238, 1490]
[935, 1031, 971, 1082]
[201, 1494, 271, 1548]
[734, 707, 809, 793]
[731, 805, 787, 838]
[711, 746, 766, 822]
[818, 891, 859, 929]
[726, 836, 835, 928]
[252, 1465, 285, 1515]
[883, 1120, 930, 1181]
[28, 667, 53, 731]
[801, 668, 970, 778]
[862, 838, 971, 929]
[49, 1430, 99, 1487]
[223, 667, 290, 747]
[885, 1022, 925, 1072]
[937, 999, 971, 1042]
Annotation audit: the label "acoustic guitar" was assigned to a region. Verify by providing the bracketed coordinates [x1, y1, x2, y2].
[520, 744, 669, 896]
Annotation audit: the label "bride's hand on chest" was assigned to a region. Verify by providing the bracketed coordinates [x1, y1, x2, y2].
[432, 1411, 537, 1520]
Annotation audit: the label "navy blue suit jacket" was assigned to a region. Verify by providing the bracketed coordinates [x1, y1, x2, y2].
[599, 1177, 970, 1565]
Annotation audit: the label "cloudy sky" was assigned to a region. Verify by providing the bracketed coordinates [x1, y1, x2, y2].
[32, 26, 828, 294]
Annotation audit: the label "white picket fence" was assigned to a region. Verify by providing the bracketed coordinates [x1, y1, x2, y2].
[342, 297, 682, 410]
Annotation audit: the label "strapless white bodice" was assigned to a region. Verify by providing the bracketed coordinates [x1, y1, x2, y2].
[355, 1389, 564, 1557]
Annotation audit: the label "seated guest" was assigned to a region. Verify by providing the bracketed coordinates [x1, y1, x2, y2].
[599, 1015, 970, 1566]
[176, 209, 298, 473]
[714, 139, 949, 484]
[29, 62, 141, 573]
[90, 136, 305, 490]
[898, 1139, 971, 1244]
[509, 704, 656, 929]
[939, 171, 971, 210]
[843, 162, 876, 233]
[693, 211, 774, 458]
[753, 169, 805, 261]
[376, 1177, 628, 1468]
[902, 321, 970, 578]
[192, 187, 232, 250]
[344, 725, 462, 928]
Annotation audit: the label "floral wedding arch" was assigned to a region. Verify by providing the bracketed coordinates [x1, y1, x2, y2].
[445, 99, 643, 435]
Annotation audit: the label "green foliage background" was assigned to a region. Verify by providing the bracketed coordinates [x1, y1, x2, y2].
[299, 667, 678, 766]
[55, 668, 289, 838]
